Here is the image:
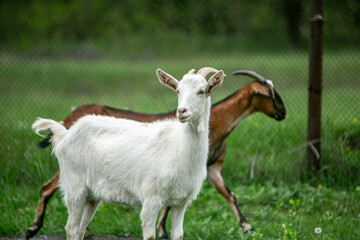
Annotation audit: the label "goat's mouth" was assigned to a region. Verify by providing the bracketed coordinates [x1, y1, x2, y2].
[274, 111, 286, 121]
[178, 114, 191, 122]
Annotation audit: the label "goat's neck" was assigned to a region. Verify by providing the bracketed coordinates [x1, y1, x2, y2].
[187, 97, 211, 136]
[210, 89, 254, 140]
[178, 97, 211, 171]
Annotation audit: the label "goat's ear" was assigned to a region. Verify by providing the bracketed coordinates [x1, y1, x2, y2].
[157, 69, 179, 92]
[206, 70, 224, 95]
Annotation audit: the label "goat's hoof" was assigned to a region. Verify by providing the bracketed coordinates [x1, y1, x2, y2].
[25, 225, 40, 239]
[244, 227, 255, 234]
[158, 230, 169, 239]
[84, 229, 93, 239]
[157, 225, 169, 239]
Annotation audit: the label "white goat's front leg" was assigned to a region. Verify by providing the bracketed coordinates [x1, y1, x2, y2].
[140, 200, 162, 240]
[78, 199, 101, 239]
[170, 204, 187, 240]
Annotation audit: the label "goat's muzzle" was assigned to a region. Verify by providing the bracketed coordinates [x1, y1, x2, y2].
[177, 108, 190, 122]
[274, 108, 286, 121]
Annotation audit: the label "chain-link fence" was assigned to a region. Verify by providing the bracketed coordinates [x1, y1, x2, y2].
[1, 0, 359, 189]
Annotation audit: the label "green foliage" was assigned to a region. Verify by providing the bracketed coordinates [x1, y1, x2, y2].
[0, 0, 359, 47]
[1, 182, 359, 239]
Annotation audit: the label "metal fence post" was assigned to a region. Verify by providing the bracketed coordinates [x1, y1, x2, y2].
[307, 0, 324, 173]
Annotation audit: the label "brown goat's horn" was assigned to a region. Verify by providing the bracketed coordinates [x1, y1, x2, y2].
[197, 67, 220, 78]
[232, 70, 267, 84]
[187, 69, 196, 74]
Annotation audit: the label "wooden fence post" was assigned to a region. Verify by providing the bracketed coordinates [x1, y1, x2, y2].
[307, 0, 324, 173]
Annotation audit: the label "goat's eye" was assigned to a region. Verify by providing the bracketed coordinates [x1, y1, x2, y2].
[198, 90, 205, 95]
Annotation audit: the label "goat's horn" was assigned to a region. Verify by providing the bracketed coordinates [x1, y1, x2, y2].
[232, 70, 267, 84]
[187, 69, 196, 74]
[197, 67, 220, 78]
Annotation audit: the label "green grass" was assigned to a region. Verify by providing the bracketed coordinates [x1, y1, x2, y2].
[0, 45, 359, 239]
[1, 183, 359, 239]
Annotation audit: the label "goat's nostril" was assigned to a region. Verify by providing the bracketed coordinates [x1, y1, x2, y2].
[177, 108, 187, 115]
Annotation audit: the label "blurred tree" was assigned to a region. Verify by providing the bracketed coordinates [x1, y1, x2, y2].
[281, 0, 304, 46]
[0, 0, 358, 46]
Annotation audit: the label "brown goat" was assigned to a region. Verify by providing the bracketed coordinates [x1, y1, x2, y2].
[26, 70, 286, 239]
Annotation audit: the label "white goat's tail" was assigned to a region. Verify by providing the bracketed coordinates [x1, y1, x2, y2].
[32, 118, 67, 145]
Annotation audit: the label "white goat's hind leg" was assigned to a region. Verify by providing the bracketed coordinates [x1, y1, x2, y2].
[78, 200, 101, 239]
[64, 197, 87, 240]
[140, 200, 162, 240]
[63, 184, 88, 240]
[170, 204, 187, 240]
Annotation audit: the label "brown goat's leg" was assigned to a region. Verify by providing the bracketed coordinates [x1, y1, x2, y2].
[26, 170, 60, 239]
[83, 229, 93, 239]
[207, 162, 254, 233]
[156, 206, 171, 239]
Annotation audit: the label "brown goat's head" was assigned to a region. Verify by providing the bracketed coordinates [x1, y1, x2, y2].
[232, 70, 286, 120]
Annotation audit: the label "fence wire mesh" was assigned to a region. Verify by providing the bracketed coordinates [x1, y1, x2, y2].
[0, 0, 359, 188]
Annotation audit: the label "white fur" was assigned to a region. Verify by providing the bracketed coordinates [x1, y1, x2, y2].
[32, 68, 224, 240]
[266, 79, 274, 88]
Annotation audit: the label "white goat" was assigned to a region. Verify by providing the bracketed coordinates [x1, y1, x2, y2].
[32, 68, 224, 240]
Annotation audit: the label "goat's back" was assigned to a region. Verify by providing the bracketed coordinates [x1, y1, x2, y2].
[55, 115, 207, 206]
